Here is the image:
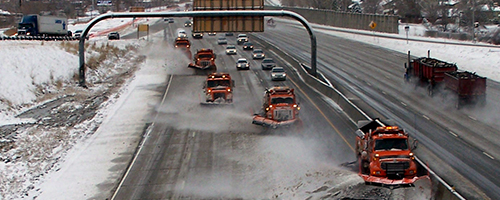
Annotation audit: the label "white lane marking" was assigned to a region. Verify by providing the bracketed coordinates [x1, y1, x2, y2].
[483, 152, 495, 160]
[422, 115, 430, 120]
[468, 116, 477, 121]
[382, 91, 386, 95]
[448, 131, 458, 137]
[401, 102, 407, 106]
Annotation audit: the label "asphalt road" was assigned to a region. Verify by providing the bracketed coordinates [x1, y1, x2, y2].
[252, 19, 500, 199]
[111, 18, 434, 199]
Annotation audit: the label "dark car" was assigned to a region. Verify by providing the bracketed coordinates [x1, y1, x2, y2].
[184, 20, 192, 27]
[108, 32, 120, 40]
[208, 32, 216, 36]
[168, 18, 175, 23]
[225, 32, 234, 36]
[192, 32, 203, 39]
[261, 58, 276, 70]
[243, 42, 254, 50]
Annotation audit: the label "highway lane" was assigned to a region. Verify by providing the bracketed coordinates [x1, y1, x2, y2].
[112, 20, 396, 199]
[253, 20, 499, 199]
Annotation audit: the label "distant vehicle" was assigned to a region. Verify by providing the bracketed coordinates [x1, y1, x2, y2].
[184, 20, 192, 27]
[225, 45, 237, 55]
[202, 72, 234, 105]
[174, 37, 191, 58]
[252, 49, 265, 59]
[208, 32, 216, 36]
[192, 32, 203, 39]
[243, 42, 254, 50]
[73, 30, 83, 38]
[108, 32, 120, 40]
[236, 58, 250, 70]
[177, 30, 187, 38]
[168, 18, 175, 23]
[17, 14, 71, 37]
[261, 58, 276, 70]
[237, 34, 248, 44]
[225, 32, 234, 36]
[271, 67, 286, 81]
[217, 37, 227, 45]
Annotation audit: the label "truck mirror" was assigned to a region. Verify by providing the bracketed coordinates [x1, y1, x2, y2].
[412, 140, 418, 150]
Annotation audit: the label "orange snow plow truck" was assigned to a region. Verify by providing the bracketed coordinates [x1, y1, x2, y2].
[201, 72, 234, 105]
[252, 86, 300, 128]
[188, 48, 216, 71]
[174, 37, 192, 59]
[356, 119, 428, 187]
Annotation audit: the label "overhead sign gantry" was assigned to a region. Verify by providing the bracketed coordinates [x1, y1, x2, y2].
[78, 9, 317, 87]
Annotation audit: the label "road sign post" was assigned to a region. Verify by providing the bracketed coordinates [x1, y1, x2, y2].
[405, 25, 409, 44]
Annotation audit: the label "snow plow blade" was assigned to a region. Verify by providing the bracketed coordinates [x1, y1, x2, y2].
[188, 63, 212, 70]
[359, 174, 428, 188]
[200, 101, 232, 106]
[252, 115, 296, 128]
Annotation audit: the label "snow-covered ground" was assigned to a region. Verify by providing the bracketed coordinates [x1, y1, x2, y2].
[1, 7, 499, 199]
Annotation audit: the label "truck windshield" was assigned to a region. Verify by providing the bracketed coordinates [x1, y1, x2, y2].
[207, 80, 230, 88]
[198, 54, 213, 59]
[374, 139, 408, 150]
[271, 97, 294, 104]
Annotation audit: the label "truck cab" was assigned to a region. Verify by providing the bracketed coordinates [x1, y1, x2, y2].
[252, 86, 300, 127]
[188, 49, 216, 70]
[355, 119, 424, 186]
[203, 73, 234, 104]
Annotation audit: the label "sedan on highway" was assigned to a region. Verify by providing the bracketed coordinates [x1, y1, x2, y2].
[217, 37, 228, 45]
[192, 32, 203, 39]
[252, 49, 265, 59]
[184, 20, 192, 27]
[261, 58, 276, 70]
[236, 58, 250, 70]
[108, 32, 120, 40]
[271, 66, 286, 81]
[226, 45, 237, 55]
[243, 42, 254, 50]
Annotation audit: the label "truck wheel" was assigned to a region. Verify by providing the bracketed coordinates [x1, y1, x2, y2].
[359, 158, 369, 175]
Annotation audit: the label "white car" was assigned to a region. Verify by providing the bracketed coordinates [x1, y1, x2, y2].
[177, 30, 187, 38]
[237, 33, 248, 44]
[271, 67, 286, 81]
[217, 37, 228, 45]
[226, 45, 237, 55]
[236, 58, 250, 70]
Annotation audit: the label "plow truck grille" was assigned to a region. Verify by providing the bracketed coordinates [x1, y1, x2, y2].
[213, 92, 225, 100]
[200, 60, 210, 67]
[381, 161, 410, 177]
[273, 108, 293, 121]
